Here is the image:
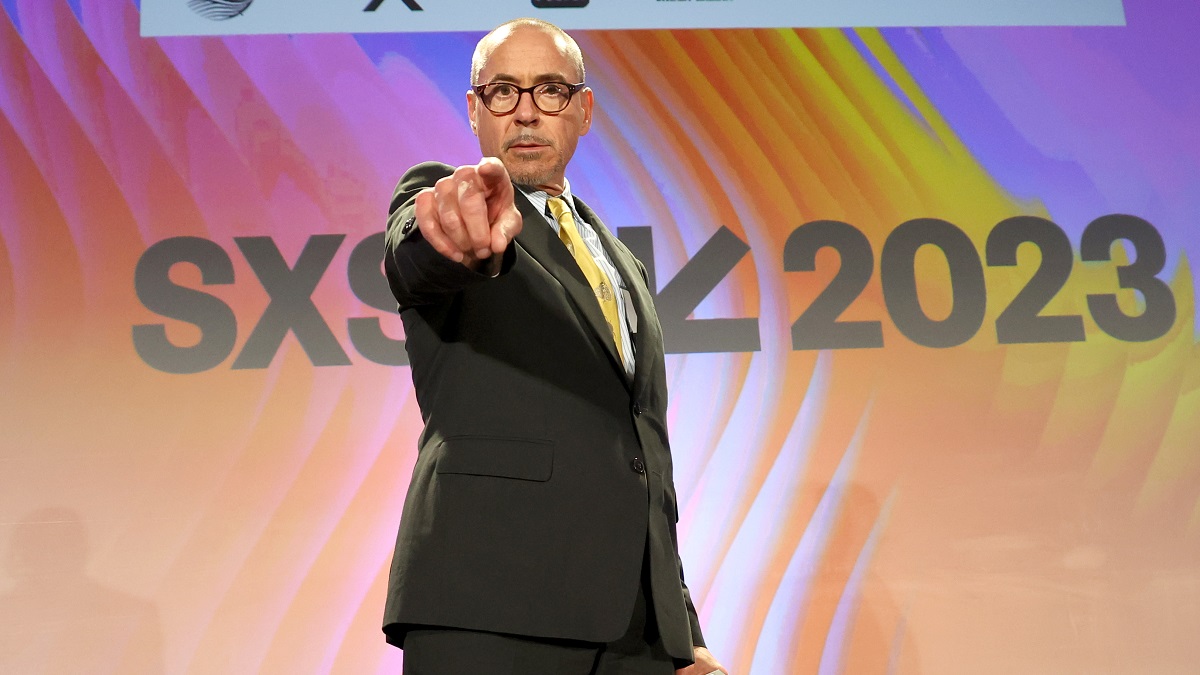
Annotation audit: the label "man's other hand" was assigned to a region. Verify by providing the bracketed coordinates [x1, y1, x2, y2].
[677, 646, 728, 675]
[413, 157, 523, 269]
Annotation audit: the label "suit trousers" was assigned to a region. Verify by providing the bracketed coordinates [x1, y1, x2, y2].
[401, 546, 680, 675]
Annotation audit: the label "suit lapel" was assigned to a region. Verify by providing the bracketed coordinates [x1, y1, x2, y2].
[512, 190, 627, 382]
[572, 197, 661, 400]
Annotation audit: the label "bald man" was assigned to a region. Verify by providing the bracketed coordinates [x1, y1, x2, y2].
[383, 19, 727, 675]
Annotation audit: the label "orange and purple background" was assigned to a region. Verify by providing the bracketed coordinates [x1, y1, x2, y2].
[1, 0, 1198, 673]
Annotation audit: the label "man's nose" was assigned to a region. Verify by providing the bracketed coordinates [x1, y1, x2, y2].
[513, 90, 541, 125]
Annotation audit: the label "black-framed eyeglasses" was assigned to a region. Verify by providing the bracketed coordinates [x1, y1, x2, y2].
[472, 81, 586, 115]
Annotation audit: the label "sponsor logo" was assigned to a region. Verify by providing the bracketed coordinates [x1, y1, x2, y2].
[188, 0, 254, 20]
[363, 0, 589, 14]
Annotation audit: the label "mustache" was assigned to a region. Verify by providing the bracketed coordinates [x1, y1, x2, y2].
[504, 135, 555, 151]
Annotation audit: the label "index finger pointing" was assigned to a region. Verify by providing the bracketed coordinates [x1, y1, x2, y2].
[476, 157, 511, 194]
[451, 167, 492, 260]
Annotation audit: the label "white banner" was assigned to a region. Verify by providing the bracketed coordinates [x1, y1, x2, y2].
[142, 0, 1126, 37]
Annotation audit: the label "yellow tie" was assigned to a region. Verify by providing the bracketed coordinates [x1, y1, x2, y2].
[547, 197, 626, 368]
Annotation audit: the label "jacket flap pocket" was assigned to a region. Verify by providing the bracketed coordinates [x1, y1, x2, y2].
[435, 436, 553, 482]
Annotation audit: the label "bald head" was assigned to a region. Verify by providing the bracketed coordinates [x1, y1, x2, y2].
[471, 18, 585, 85]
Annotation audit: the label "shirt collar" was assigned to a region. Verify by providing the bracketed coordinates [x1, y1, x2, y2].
[518, 178, 576, 222]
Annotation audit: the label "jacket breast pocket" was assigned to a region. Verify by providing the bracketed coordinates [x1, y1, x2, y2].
[434, 435, 554, 482]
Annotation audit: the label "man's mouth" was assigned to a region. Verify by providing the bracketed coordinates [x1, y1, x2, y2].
[506, 137, 552, 152]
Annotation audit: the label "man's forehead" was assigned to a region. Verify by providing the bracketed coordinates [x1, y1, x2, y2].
[477, 27, 577, 79]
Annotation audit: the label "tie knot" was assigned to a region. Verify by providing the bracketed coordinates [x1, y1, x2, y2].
[547, 196, 571, 223]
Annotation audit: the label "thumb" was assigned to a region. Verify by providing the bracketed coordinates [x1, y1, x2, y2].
[491, 205, 523, 256]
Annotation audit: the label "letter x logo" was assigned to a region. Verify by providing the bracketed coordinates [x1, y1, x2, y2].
[364, 0, 423, 10]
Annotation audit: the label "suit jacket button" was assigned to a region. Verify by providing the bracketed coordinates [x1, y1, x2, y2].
[401, 217, 415, 235]
[632, 403, 643, 416]
[630, 458, 646, 474]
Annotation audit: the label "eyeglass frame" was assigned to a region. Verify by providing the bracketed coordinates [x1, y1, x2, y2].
[471, 81, 588, 115]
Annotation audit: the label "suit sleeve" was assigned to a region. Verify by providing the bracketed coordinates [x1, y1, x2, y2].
[665, 410, 706, 648]
[676, 519, 706, 648]
[383, 161, 515, 308]
[634, 257, 707, 649]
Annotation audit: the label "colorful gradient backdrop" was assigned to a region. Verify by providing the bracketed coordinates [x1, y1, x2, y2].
[2, 0, 1198, 673]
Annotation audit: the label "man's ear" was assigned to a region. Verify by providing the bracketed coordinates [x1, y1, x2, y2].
[579, 87, 594, 136]
[466, 90, 479, 136]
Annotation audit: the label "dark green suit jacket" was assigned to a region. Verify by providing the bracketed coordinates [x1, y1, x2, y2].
[381, 162, 705, 661]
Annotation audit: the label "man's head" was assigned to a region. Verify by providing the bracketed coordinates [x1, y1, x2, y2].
[467, 19, 593, 193]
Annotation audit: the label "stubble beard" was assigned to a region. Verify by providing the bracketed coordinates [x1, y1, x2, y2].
[503, 138, 565, 189]
[508, 163, 560, 189]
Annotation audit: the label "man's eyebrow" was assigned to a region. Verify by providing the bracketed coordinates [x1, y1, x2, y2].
[483, 72, 573, 85]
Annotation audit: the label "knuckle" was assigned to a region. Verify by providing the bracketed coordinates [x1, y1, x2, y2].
[417, 218, 442, 240]
[440, 215, 462, 234]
